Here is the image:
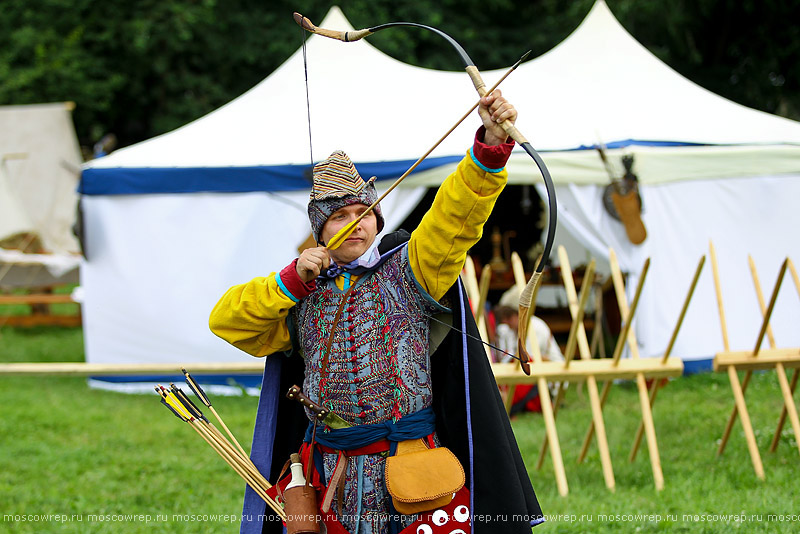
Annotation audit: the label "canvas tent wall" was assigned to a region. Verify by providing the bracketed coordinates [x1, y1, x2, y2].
[402, 0, 800, 370]
[0, 102, 82, 288]
[80, 1, 800, 379]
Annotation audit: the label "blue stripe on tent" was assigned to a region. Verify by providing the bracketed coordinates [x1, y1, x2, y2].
[568, 139, 707, 151]
[91, 373, 264, 388]
[80, 155, 464, 195]
[682, 358, 713, 375]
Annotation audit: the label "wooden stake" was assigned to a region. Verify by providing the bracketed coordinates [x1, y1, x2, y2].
[749, 256, 777, 349]
[536, 256, 595, 466]
[476, 263, 492, 326]
[463, 256, 480, 316]
[586, 375, 615, 492]
[579, 258, 650, 462]
[709, 241, 731, 352]
[719, 258, 787, 457]
[609, 249, 641, 359]
[774, 365, 800, 457]
[0, 361, 267, 376]
[476, 264, 493, 362]
[771, 368, 799, 453]
[528, 324, 569, 496]
[630, 256, 705, 462]
[727, 366, 765, 479]
[551, 249, 616, 490]
[709, 240, 745, 456]
[607, 252, 663, 490]
[752, 260, 788, 358]
[748, 258, 800, 457]
[505, 252, 527, 407]
[771, 258, 800, 452]
[559, 247, 593, 362]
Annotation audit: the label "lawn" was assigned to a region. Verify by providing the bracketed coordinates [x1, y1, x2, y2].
[0, 326, 797, 533]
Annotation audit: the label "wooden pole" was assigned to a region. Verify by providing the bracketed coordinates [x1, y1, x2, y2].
[771, 258, 800, 452]
[630, 256, 705, 462]
[559, 247, 593, 362]
[709, 240, 744, 456]
[536, 382, 566, 470]
[709, 241, 731, 352]
[515, 257, 568, 496]
[0, 361, 265, 376]
[727, 366, 765, 479]
[536, 256, 595, 466]
[463, 256, 480, 316]
[609, 249, 641, 358]
[771, 369, 800, 454]
[476, 263, 492, 326]
[579, 258, 649, 463]
[751, 260, 787, 358]
[587, 374, 615, 491]
[713, 250, 769, 479]
[504, 252, 528, 410]
[476, 264, 493, 361]
[749, 258, 800, 457]
[554, 249, 615, 490]
[607, 252, 663, 490]
[528, 325, 569, 496]
[749, 256, 777, 348]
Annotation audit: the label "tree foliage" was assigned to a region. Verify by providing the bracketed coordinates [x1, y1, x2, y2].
[1, 0, 796, 151]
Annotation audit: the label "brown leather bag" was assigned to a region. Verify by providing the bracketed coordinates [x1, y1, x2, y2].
[384, 439, 465, 515]
[611, 189, 647, 245]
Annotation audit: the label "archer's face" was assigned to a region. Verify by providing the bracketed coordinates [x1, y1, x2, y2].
[320, 203, 378, 264]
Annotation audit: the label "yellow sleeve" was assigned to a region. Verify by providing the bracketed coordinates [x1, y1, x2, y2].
[408, 149, 508, 301]
[208, 274, 296, 357]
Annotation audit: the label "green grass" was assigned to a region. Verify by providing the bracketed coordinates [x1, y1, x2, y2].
[512, 372, 798, 533]
[1, 326, 798, 532]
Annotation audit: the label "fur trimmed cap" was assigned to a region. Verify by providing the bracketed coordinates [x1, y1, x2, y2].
[307, 150, 384, 244]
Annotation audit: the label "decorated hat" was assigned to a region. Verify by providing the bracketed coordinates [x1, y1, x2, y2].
[307, 150, 384, 243]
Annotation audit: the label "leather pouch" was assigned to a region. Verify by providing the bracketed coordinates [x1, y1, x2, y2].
[385, 439, 465, 515]
[611, 189, 647, 245]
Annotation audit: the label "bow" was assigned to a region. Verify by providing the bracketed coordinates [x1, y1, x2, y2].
[295, 13, 557, 375]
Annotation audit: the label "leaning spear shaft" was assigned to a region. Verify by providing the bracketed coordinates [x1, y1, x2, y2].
[322, 51, 530, 251]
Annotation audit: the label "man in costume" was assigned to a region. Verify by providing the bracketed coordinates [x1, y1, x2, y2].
[210, 89, 543, 534]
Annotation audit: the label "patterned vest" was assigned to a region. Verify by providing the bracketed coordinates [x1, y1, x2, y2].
[294, 246, 445, 425]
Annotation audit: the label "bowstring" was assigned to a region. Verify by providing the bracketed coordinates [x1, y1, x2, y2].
[421, 303, 525, 364]
[301, 24, 314, 168]
[298, 24, 523, 365]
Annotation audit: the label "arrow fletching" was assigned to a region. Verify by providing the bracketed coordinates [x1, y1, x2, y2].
[171, 383, 208, 422]
[182, 368, 212, 408]
[325, 219, 360, 251]
[158, 385, 194, 421]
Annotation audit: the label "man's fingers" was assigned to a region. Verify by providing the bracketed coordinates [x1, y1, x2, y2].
[481, 89, 503, 106]
[492, 107, 517, 124]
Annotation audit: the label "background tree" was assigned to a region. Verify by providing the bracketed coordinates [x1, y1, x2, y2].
[1, 0, 796, 153]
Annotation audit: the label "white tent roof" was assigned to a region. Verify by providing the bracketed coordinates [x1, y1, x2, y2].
[79, 2, 800, 375]
[515, 0, 800, 149]
[87, 1, 800, 182]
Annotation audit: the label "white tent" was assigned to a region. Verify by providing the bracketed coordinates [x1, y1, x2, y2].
[0, 102, 82, 288]
[81, 1, 800, 377]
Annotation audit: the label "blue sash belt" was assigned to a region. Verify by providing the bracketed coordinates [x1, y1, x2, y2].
[304, 406, 436, 453]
